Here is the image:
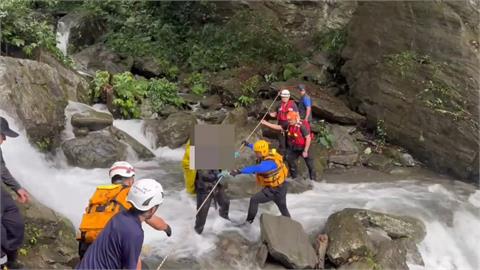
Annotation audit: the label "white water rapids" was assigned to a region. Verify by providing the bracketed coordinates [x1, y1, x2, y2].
[1, 110, 479, 270]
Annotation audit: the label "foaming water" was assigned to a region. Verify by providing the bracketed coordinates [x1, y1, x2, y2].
[1, 111, 479, 270]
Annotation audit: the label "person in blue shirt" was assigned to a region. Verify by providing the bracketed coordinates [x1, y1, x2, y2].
[297, 84, 312, 123]
[230, 140, 290, 223]
[76, 179, 165, 270]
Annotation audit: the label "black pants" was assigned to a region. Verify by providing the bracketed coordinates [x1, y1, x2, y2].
[277, 122, 289, 156]
[78, 241, 90, 259]
[1, 187, 24, 263]
[246, 182, 290, 222]
[194, 184, 230, 234]
[286, 148, 316, 180]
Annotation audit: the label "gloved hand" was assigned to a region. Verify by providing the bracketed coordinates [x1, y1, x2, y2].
[230, 169, 241, 177]
[241, 140, 249, 147]
[217, 170, 230, 178]
[164, 224, 172, 237]
[234, 151, 240, 158]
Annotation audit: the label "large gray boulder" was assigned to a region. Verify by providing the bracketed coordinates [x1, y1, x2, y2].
[57, 11, 107, 55]
[0, 56, 88, 150]
[13, 193, 78, 268]
[325, 208, 426, 269]
[260, 214, 318, 269]
[62, 132, 127, 168]
[110, 126, 155, 160]
[145, 112, 197, 148]
[71, 110, 113, 131]
[342, 1, 480, 181]
[327, 124, 360, 166]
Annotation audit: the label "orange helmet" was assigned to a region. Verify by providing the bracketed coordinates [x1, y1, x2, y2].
[286, 111, 299, 122]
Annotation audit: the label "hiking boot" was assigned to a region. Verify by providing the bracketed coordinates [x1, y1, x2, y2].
[5, 261, 24, 270]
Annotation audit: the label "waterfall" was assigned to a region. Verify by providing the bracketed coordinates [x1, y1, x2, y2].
[1, 109, 479, 270]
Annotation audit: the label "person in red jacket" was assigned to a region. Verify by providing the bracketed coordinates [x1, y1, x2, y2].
[268, 89, 298, 155]
[261, 111, 316, 181]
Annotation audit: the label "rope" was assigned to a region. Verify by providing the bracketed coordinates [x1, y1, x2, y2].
[156, 93, 280, 270]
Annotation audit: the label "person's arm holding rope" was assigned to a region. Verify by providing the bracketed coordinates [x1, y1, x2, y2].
[260, 119, 283, 132]
[146, 216, 172, 236]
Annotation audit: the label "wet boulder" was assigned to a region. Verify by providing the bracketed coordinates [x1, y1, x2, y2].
[260, 214, 318, 269]
[71, 110, 113, 131]
[145, 112, 197, 149]
[200, 95, 222, 110]
[62, 132, 127, 168]
[325, 208, 426, 269]
[72, 44, 133, 76]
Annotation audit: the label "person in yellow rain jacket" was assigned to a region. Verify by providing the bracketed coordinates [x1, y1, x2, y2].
[182, 140, 230, 234]
[230, 140, 290, 224]
[77, 161, 172, 259]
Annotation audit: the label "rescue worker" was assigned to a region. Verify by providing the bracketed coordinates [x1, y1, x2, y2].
[77, 161, 171, 259]
[1, 117, 30, 269]
[77, 179, 165, 270]
[297, 84, 313, 131]
[230, 140, 290, 223]
[261, 112, 316, 181]
[194, 169, 230, 234]
[268, 89, 298, 155]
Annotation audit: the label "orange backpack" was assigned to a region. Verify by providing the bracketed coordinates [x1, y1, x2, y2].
[77, 184, 131, 244]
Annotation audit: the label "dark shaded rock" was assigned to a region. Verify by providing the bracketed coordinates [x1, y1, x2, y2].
[341, 1, 480, 181]
[200, 95, 222, 110]
[260, 214, 318, 269]
[146, 112, 197, 148]
[72, 44, 133, 75]
[132, 57, 167, 78]
[57, 11, 107, 54]
[62, 132, 127, 168]
[272, 80, 366, 124]
[194, 109, 227, 124]
[365, 154, 394, 172]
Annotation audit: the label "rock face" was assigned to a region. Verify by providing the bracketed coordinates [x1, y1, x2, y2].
[272, 81, 365, 125]
[341, 1, 480, 181]
[145, 112, 197, 148]
[110, 126, 155, 160]
[72, 43, 134, 76]
[71, 110, 113, 131]
[0, 56, 88, 149]
[325, 208, 426, 269]
[260, 214, 318, 269]
[62, 132, 127, 168]
[15, 195, 77, 268]
[132, 57, 167, 78]
[57, 11, 107, 54]
[327, 124, 360, 166]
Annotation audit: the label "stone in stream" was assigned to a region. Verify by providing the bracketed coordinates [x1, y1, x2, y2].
[260, 214, 318, 269]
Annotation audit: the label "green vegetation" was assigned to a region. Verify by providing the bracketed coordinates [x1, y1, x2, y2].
[416, 79, 469, 120]
[384, 51, 432, 78]
[35, 137, 52, 152]
[315, 120, 335, 149]
[235, 75, 261, 107]
[80, 2, 300, 72]
[0, 0, 72, 65]
[314, 28, 347, 54]
[147, 78, 184, 113]
[375, 120, 387, 151]
[90, 71, 184, 119]
[282, 63, 301, 81]
[185, 72, 208, 95]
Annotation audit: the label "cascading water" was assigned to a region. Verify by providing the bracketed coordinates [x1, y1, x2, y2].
[1, 109, 479, 270]
[56, 20, 70, 56]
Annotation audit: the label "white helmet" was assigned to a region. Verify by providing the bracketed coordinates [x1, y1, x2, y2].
[109, 161, 135, 179]
[127, 179, 164, 211]
[280, 89, 290, 98]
